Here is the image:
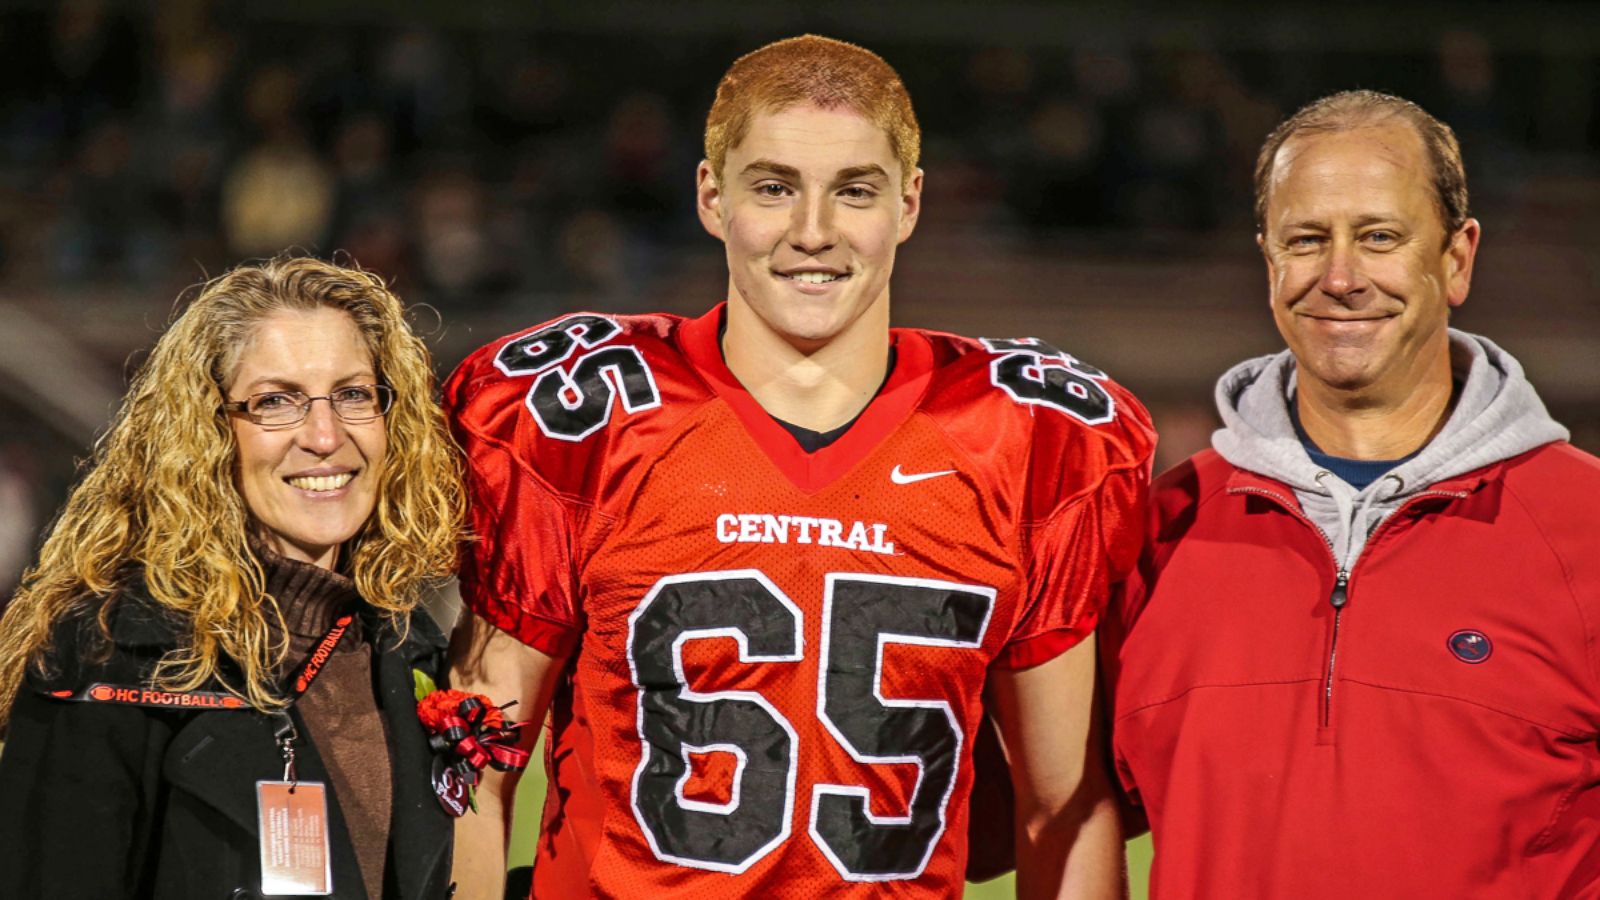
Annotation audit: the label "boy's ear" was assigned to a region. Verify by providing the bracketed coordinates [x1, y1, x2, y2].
[696, 160, 725, 240]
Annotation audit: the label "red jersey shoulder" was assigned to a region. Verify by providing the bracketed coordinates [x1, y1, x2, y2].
[442, 311, 712, 503]
[912, 328, 1155, 521]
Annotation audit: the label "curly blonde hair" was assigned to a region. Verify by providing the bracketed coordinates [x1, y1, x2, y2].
[0, 256, 464, 726]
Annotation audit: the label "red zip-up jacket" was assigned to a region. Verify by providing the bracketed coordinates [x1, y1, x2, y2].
[1103, 443, 1600, 899]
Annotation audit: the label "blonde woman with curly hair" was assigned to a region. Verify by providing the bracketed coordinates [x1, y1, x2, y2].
[0, 256, 464, 900]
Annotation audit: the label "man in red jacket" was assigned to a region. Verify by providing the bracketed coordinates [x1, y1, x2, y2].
[1102, 89, 1600, 898]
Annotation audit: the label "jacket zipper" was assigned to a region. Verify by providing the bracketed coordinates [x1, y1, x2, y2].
[1230, 486, 1345, 729]
[1226, 485, 1468, 732]
[1324, 569, 1348, 727]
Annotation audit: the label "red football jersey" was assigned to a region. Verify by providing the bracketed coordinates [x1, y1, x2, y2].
[444, 305, 1153, 898]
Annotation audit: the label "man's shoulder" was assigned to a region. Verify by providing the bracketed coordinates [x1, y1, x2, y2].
[1153, 449, 1236, 496]
[1503, 439, 1600, 481]
[1141, 449, 1250, 534]
[1495, 440, 1600, 520]
[1472, 442, 1600, 608]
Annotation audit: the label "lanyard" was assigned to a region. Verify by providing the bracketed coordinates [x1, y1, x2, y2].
[272, 612, 357, 786]
[46, 613, 357, 710]
[284, 613, 356, 700]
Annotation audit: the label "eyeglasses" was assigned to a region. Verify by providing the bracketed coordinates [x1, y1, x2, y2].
[220, 384, 395, 426]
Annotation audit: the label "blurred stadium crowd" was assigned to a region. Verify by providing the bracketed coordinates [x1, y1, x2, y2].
[1, 0, 1598, 599]
[5, 3, 1578, 297]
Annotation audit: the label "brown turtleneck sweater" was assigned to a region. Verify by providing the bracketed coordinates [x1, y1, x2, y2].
[260, 547, 392, 900]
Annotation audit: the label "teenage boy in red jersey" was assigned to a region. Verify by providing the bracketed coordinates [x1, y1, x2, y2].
[447, 35, 1153, 899]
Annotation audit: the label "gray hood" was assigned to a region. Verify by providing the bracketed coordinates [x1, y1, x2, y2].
[1212, 329, 1569, 570]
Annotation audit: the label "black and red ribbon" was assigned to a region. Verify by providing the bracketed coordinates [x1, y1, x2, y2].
[424, 693, 530, 786]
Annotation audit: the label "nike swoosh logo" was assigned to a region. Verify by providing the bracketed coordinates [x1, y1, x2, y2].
[891, 465, 957, 485]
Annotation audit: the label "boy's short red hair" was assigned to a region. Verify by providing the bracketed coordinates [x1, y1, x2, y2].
[704, 34, 921, 187]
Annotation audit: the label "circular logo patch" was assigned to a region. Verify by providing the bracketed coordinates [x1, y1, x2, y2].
[1447, 629, 1493, 664]
[432, 757, 469, 818]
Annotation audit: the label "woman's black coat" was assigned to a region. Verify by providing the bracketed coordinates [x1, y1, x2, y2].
[0, 582, 455, 900]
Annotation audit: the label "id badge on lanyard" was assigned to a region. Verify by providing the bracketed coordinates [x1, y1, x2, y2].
[258, 716, 332, 895]
[255, 612, 354, 896]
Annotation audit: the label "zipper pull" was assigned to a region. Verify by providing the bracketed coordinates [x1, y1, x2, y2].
[1329, 569, 1349, 609]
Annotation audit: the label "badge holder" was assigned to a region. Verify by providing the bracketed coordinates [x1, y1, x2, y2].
[256, 715, 333, 896]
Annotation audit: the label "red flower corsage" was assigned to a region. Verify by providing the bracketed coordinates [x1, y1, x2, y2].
[413, 672, 531, 817]
[417, 688, 507, 733]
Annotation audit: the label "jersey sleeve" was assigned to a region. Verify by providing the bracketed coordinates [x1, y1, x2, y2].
[444, 341, 584, 658]
[995, 383, 1155, 669]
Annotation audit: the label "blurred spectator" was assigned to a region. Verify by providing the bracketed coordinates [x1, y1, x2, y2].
[474, 53, 573, 147]
[331, 113, 400, 234]
[555, 207, 632, 298]
[962, 45, 1039, 170]
[1435, 29, 1522, 204]
[221, 131, 335, 257]
[603, 91, 677, 228]
[51, 118, 169, 282]
[379, 29, 471, 154]
[47, 0, 142, 141]
[1011, 97, 1113, 230]
[1437, 29, 1501, 132]
[411, 167, 521, 309]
